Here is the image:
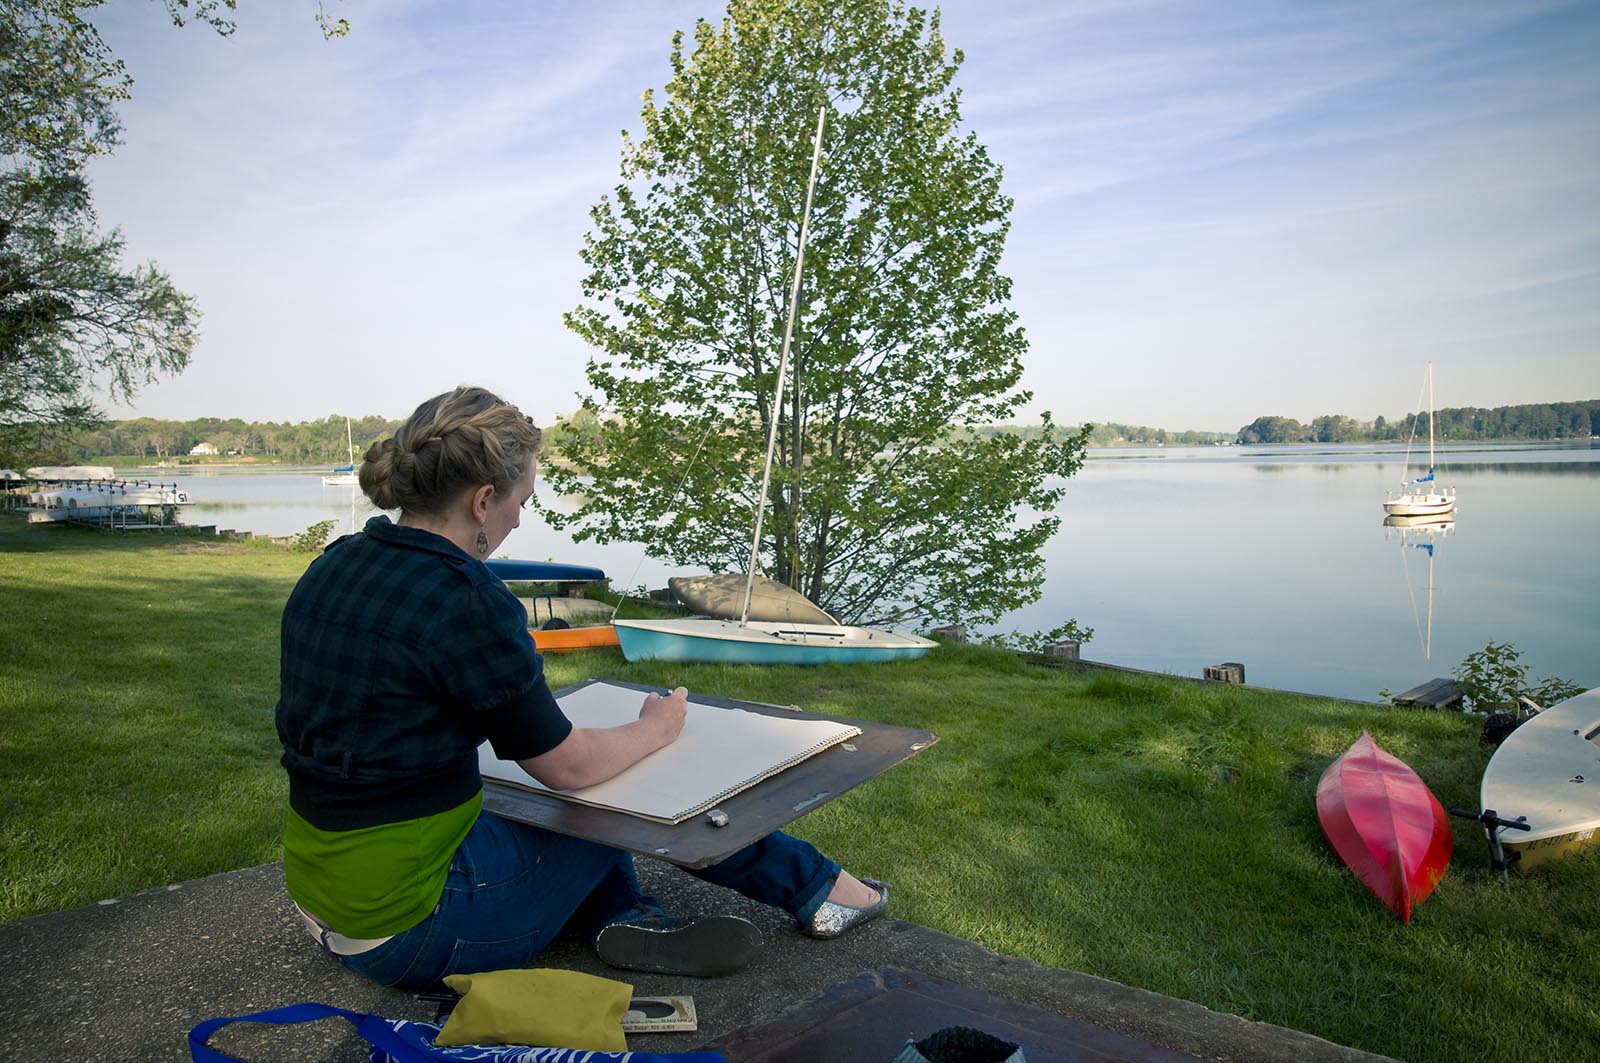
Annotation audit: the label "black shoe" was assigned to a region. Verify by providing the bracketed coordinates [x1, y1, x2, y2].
[594, 915, 762, 977]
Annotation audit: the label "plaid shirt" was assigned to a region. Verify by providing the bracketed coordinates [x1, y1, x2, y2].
[275, 516, 571, 831]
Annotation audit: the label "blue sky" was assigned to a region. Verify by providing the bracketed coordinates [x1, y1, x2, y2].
[88, 0, 1599, 433]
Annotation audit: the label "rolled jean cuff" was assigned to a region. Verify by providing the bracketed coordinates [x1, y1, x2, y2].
[789, 856, 842, 924]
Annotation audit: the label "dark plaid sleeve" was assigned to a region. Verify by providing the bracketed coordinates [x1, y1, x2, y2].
[429, 582, 571, 759]
[478, 681, 572, 761]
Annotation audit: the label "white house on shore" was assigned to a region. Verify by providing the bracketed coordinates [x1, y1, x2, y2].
[189, 442, 219, 456]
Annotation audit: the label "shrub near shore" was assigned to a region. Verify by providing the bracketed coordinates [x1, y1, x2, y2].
[0, 516, 1594, 1063]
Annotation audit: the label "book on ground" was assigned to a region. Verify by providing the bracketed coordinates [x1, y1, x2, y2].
[478, 681, 861, 824]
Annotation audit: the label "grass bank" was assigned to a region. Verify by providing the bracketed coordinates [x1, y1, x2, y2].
[1, 515, 1594, 1063]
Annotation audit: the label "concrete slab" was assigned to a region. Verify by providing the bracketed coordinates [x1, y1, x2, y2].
[0, 861, 1396, 1063]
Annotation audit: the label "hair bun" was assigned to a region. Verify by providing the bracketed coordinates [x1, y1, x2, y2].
[359, 437, 403, 510]
[370, 386, 541, 517]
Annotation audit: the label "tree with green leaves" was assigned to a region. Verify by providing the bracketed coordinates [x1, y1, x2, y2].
[0, 0, 218, 465]
[1237, 415, 1307, 445]
[550, 0, 1088, 627]
[0, 169, 199, 463]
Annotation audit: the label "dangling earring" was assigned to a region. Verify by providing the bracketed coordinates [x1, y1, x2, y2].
[475, 525, 489, 556]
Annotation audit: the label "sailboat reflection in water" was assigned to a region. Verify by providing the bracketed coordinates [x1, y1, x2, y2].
[1383, 514, 1454, 660]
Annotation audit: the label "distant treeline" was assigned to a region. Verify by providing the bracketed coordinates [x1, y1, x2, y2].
[974, 422, 1233, 446]
[70, 411, 1232, 463]
[59, 412, 598, 465]
[64, 416, 407, 464]
[54, 399, 1600, 465]
[1237, 400, 1600, 444]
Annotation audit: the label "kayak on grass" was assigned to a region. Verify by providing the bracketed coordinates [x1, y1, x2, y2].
[1316, 731, 1453, 922]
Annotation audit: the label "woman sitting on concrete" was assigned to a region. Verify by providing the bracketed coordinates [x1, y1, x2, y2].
[275, 385, 886, 988]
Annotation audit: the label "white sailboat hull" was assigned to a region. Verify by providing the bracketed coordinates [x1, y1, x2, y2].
[1383, 488, 1457, 517]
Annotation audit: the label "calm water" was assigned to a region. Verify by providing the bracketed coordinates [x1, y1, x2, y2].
[155, 442, 1599, 702]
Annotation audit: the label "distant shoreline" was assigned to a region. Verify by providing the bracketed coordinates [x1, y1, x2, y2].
[101, 435, 1596, 472]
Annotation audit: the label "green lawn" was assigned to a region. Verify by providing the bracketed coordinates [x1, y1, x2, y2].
[1, 514, 1595, 1063]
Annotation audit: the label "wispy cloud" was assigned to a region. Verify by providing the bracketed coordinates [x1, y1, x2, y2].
[81, 0, 1600, 427]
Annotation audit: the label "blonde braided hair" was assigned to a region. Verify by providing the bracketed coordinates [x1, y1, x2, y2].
[360, 386, 541, 516]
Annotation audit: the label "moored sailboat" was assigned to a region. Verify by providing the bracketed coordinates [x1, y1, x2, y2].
[322, 418, 359, 486]
[1384, 363, 1456, 517]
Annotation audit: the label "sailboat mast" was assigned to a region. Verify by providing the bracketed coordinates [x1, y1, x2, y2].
[1426, 361, 1435, 478]
[742, 106, 827, 626]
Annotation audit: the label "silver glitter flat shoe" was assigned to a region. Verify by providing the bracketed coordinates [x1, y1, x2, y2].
[800, 877, 890, 939]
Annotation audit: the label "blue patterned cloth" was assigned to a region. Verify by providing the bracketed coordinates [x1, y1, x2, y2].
[369, 1017, 728, 1063]
[188, 1003, 728, 1063]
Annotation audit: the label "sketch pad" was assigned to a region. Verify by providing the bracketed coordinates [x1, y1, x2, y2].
[478, 681, 862, 824]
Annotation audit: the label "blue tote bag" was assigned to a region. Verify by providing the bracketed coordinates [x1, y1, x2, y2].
[188, 1002, 728, 1063]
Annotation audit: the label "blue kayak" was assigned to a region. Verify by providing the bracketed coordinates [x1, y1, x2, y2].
[483, 559, 606, 583]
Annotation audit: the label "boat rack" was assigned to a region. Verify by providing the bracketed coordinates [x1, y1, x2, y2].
[7, 476, 191, 532]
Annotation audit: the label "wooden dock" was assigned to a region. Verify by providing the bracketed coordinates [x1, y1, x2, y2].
[1392, 677, 1463, 710]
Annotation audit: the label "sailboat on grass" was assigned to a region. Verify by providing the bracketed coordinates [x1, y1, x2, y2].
[612, 108, 934, 667]
[1383, 363, 1456, 518]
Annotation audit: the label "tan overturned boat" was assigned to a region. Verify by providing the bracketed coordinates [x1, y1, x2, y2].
[669, 573, 836, 625]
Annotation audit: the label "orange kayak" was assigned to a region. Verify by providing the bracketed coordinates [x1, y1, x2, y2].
[528, 625, 620, 654]
[1316, 731, 1453, 922]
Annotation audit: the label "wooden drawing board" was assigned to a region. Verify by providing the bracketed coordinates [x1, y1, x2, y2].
[481, 678, 939, 868]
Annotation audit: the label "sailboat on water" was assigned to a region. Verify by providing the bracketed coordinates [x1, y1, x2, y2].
[612, 108, 935, 666]
[322, 417, 359, 486]
[1383, 363, 1456, 517]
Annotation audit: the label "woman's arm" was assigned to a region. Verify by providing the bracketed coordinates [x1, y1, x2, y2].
[516, 686, 687, 790]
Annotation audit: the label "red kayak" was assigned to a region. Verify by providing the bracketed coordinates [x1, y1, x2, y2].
[1316, 731, 1453, 922]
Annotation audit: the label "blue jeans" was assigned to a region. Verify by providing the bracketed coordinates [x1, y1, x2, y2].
[335, 812, 840, 988]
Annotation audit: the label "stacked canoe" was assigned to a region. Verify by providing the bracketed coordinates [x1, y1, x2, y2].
[483, 558, 619, 653]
